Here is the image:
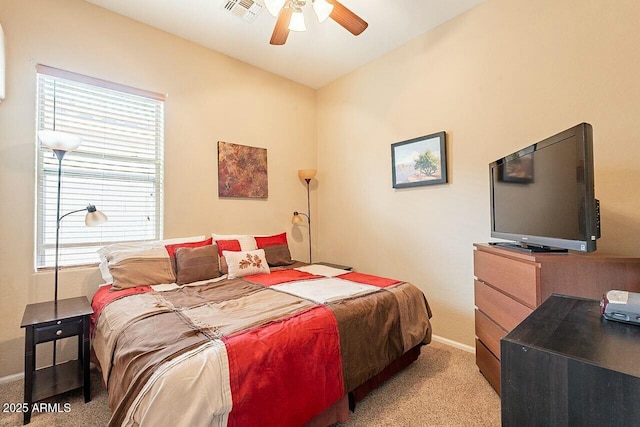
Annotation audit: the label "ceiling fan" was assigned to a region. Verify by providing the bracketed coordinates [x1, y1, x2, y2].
[264, 0, 368, 45]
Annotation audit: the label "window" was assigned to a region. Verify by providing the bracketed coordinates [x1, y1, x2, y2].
[35, 65, 165, 269]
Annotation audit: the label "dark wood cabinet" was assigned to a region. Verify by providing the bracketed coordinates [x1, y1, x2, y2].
[20, 297, 93, 425]
[501, 295, 640, 426]
[473, 243, 640, 394]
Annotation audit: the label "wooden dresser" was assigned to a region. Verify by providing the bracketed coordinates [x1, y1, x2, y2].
[473, 243, 640, 394]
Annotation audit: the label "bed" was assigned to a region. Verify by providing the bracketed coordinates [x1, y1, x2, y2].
[91, 233, 432, 426]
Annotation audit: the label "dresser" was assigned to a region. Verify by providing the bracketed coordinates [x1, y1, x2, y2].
[473, 243, 640, 394]
[501, 295, 640, 426]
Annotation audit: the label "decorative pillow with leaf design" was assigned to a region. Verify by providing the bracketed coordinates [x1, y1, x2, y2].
[223, 249, 270, 279]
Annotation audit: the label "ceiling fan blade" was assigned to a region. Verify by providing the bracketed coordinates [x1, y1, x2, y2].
[270, 7, 293, 45]
[327, 0, 368, 36]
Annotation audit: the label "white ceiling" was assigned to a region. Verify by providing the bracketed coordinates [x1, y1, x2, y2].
[85, 0, 483, 89]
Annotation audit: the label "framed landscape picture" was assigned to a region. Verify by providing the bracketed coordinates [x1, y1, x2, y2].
[391, 131, 447, 188]
[218, 141, 268, 198]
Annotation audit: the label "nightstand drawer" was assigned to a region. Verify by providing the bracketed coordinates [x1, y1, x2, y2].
[34, 319, 83, 343]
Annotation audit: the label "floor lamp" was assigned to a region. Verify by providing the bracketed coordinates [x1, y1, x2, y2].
[39, 130, 108, 364]
[292, 169, 316, 263]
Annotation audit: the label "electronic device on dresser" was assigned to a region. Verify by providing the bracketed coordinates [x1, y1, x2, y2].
[489, 122, 600, 253]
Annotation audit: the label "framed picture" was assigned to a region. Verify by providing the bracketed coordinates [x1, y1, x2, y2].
[391, 131, 447, 188]
[218, 141, 268, 198]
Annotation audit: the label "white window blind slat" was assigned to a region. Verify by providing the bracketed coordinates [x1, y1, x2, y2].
[35, 68, 165, 269]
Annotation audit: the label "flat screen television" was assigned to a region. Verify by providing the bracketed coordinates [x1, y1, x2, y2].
[489, 123, 600, 253]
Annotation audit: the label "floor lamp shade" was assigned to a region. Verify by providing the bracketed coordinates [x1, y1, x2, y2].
[298, 169, 317, 181]
[39, 130, 82, 152]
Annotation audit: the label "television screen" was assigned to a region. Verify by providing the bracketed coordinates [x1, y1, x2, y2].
[490, 123, 599, 252]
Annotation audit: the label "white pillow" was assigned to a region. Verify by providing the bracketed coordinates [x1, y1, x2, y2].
[223, 249, 270, 279]
[97, 235, 206, 283]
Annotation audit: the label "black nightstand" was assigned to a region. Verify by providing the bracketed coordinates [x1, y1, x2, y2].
[20, 297, 93, 425]
[501, 294, 640, 426]
[316, 262, 353, 271]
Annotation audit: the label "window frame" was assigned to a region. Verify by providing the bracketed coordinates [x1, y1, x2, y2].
[35, 65, 166, 270]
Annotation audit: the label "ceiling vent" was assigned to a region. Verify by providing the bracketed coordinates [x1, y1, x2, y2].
[224, 0, 263, 23]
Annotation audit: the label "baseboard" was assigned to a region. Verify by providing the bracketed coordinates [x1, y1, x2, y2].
[431, 334, 475, 354]
[0, 372, 23, 385]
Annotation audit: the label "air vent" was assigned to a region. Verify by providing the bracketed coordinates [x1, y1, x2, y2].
[223, 0, 263, 23]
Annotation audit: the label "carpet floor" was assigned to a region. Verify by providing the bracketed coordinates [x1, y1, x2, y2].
[0, 340, 500, 426]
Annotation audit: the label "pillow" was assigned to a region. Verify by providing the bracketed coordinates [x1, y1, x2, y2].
[263, 244, 295, 267]
[212, 234, 257, 275]
[98, 235, 206, 283]
[215, 239, 242, 256]
[175, 245, 220, 285]
[255, 232, 288, 248]
[107, 247, 175, 290]
[215, 240, 241, 275]
[165, 238, 213, 274]
[223, 249, 270, 279]
[211, 234, 257, 251]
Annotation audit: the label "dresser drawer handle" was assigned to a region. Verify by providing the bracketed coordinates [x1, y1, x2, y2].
[56, 330, 62, 336]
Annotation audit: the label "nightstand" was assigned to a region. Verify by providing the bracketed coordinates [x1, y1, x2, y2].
[20, 297, 93, 425]
[501, 294, 640, 426]
[316, 262, 353, 271]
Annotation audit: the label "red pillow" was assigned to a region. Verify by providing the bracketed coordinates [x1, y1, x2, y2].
[255, 233, 288, 249]
[165, 238, 213, 259]
[215, 239, 242, 256]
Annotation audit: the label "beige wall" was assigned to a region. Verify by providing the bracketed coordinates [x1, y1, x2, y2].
[0, 0, 317, 377]
[317, 0, 640, 347]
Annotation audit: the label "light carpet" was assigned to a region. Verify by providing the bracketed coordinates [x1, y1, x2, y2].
[0, 341, 500, 426]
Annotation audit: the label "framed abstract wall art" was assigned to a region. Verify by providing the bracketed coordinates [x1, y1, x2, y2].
[218, 141, 268, 198]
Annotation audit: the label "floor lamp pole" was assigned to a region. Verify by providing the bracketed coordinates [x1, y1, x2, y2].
[52, 149, 66, 366]
[53, 151, 65, 306]
[305, 178, 312, 264]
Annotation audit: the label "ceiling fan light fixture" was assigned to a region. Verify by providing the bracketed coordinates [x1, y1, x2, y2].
[312, 0, 333, 23]
[288, 9, 306, 32]
[264, 0, 286, 17]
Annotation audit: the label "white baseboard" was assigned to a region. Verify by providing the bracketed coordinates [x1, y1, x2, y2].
[431, 334, 475, 354]
[0, 372, 23, 385]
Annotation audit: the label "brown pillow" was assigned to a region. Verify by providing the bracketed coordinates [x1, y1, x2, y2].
[175, 244, 220, 285]
[263, 244, 295, 267]
[108, 247, 176, 290]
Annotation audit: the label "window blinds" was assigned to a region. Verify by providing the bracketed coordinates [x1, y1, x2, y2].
[35, 65, 165, 269]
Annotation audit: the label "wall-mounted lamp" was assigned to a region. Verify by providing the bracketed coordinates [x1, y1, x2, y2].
[292, 169, 316, 263]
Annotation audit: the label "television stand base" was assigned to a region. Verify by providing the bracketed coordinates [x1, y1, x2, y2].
[488, 242, 568, 254]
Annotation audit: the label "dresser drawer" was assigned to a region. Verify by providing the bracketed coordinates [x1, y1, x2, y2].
[476, 339, 501, 394]
[474, 250, 538, 307]
[475, 309, 507, 359]
[475, 280, 533, 332]
[34, 318, 83, 343]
